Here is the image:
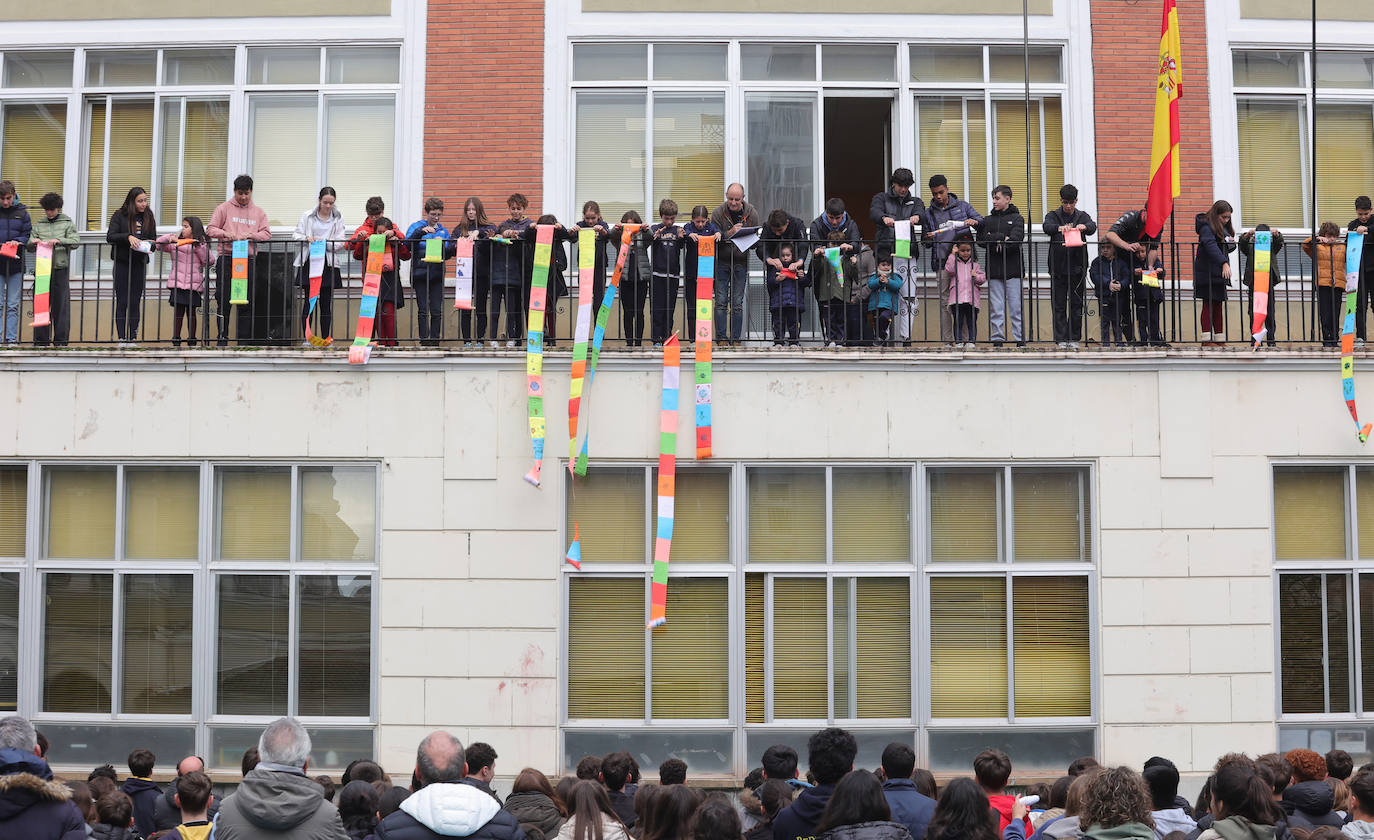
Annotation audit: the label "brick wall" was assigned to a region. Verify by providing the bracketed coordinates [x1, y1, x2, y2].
[1090, 0, 1214, 232]
[423, 0, 546, 219]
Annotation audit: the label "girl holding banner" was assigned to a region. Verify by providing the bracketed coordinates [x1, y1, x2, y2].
[293, 187, 347, 344]
[454, 197, 495, 346]
[105, 187, 156, 344]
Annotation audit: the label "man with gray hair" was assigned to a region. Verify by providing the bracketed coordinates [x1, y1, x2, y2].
[0, 714, 87, 839]
[374, 731, 524, 840]
[215, 717, 348, 840]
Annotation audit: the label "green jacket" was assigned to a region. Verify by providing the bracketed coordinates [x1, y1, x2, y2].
[27, 213, 80, 271]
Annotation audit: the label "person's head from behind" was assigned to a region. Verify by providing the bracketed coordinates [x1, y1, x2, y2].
[815, 770, 891, 834]
[365, 196, 385, 219]
[337, 780, 380, 831]
[973, 749, 1012, 794]
[1329, 750, 1355, 781]
[1068, 757, 1100, 777]
[1329, 777, 1353, 813]
[0, 715, 37, 755]
[232, 174, 253, 205]
[761, 745, 799, 782]
[89, 776, 115, 802]
[690, 793, 743, 840]
[1357, 196, 1372, 224]
[415, 730, 464, 788]
[1080, 766, 1153, 830]
[577, 755, 603, 781]
[343, 759, 387, 786]
[1049, 776, 1072, 810]
[97, 791, 134, 829]
[881, 742, 916, 784]
[809, 727, 858, 787]
[890, 168, 915, 197]
[568, 779, 619, 840]
[516, 768, 569, 817]
[1143, 758, 1181, 811]
[929, 175, 949, 205]
[1059, 184, 1079, 214]
[379, 786, 409, 819]
[175, 771, 212, 819]
[507, 193, 528, 219]
[241, 747, 259, 776]
[1211, 761, 1280, 825]
[1349, 770, 1374, 820]
[65, 781, 96, 825]
[643, 782, 703, 840]
[1256, 754, 1293, 798]
[992, 185, 1013, 213]
[259, 717, 311, 770]
[40, 192, 63, 220]
[825, 198, 846, 227]
[557, 774, 579, 807]
[0, 180, 15, 208]
[660, 758, 687, 786]
[127, 748, 155, 778]
[929, 777, 997, 840]
[634, 782, 660, 827]
[1288, 749, 1329, 783]
[768, 209, 790, 236]
[1024, 784, 1051, 806]
[912, 768, 938, 800]
[1065, 770, 1101, 817]
[600, 750, 632, 792]
[659, 199, 679, 225]
[315, 775, 336, 802]
[758, 779, 794, 822]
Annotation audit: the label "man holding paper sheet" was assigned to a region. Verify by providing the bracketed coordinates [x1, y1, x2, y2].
[710, 183, 761, 345]
[925, 175, 982, 345]
[1042, 184, 1097, 348]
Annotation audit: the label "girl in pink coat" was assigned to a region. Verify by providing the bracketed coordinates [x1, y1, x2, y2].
[945, 236, 987, 347]
[156, 215, 209, 346]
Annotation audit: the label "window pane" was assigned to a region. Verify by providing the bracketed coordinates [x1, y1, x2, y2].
[159, 99, 229, 227]
[44, 572, 112, 713]
[0, 573, 16, 712]
[1013, 576, 1090, 717]
[125, 468, 199, 560]
[1280, 573, 1337, 714]
[1233, 50, 1306, 87]
[745, 572, 764, 724]
[748, 468, 824, 562]
[565, 729, 732, 775]
[326, 46, 400, 84]
[1274, 467, 1347, 560]
[248, 47, 320, 85]
[918, 97, 986, 208]
[1317, 52, 1374, 88]
[928, 728, 1095, 775]
[567, 468, 645, 563]
[218, 467, 290, 561]
[0, 466, 25, 557]
[210, 725, 373, 772]
[1012, 468, 1088, 562]
[326, 97, 395, 229]
[47, 467, 115, 559]
[301, 466, 376, 562]
[217, 575, 288, 715]
[1237, 100, 1307, 229]
[85, 99, 154, 231]
[1315, 104, 1374, 226]
[1361, 574, 1374, 712]
[653, 95, 725, 219]
[651, 577, 728, 719]
[42, 724, 195, 770]
[162, 49, 235, 85]
[670, 469, 729, 563]
[2, 103, 66, 203]
[299, 575, 372, 717]
[84, 101, 106, 230]
[653, 43, 726, 81]
[3, 51, 73, 88]
[911, 46, 982, 83]
[123, 575, 193, 714]
[929, 469, 1000, 562]
[576, 92, 646, 225]
[573, 43, 647, 81]
[568, 577, 645, 718]
[249, 96, 318, 228]
[85, 51, 156, 86]
[1330, 573, 1353, 714]
[741, 44, 816, 81]
[822, 44, 897, 82]
[834, 577, 911, 719]
[773, 577, 827, 718]
[746, 94, 816, 223]
[1357, 468, 1374, 559]
[989, 47, 1062, 83]
[995, 99, 1052, 215]
[833, 468, 910, 562]
[930, 576, 1007, 717]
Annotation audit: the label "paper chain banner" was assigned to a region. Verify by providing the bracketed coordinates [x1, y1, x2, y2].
[564, 522, 582, 570]
[694, 235, 714, 459]
[1250, 231, 1271, 346]
[348, 234, 385, 365]
[453, 237, 474, 310]
[304, 240, 330, 347]
[894, 220, 912, 260]
[1342, 230, 1372, 443]
[424, 237, 443, 263]
[230, 239, 249, 305]
[572, 224, 641, 476]
[568, 228, 597, 473]
[648, 335, 681, 629]
[524, 224, 555, 487]
[31, 242, 52, 328]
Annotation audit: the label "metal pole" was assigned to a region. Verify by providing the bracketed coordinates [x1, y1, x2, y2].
[1025, 0, 1034, 340]
[1312, 0, 1319, 343]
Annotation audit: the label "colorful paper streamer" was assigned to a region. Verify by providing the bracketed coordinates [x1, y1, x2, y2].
[304, 239, 329, 347]
[573, 224, 641, 476]
[524, 224, 555, 487]
[424, 237, 443, 263]
[1342, 230, 1372, 443]
[348, 234, 385, 365]
[230, 239, 249, 305]
[564, 522, 582, 570]
[1250, 231, 1271, 346]
[694, 235, 714, 459]
[568, 228, 597, 472]
[648, 334, 681, 629]
[31, 242, 52, 328]
[894, 220, 912, 260]
[825, 246, 843, 274]
[453, 237, 474, 310]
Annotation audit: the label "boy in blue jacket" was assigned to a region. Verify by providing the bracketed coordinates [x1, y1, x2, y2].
[868, 253, 900, 346]
[407, 197, 450, 346]
[0, 181, 32, 345]
[649, 199, 684, 346]
[1089, 241, 1133, 346]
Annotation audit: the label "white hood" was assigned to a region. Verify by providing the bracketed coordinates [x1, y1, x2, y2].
[1343, 822, 1374, 840]
[400, 782, 502, 837]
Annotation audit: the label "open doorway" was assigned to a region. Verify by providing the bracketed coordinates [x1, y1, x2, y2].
[823, 96, 893, 241]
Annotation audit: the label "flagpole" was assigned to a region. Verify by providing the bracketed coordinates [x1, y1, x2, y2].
[1024, 0, 1033, 342]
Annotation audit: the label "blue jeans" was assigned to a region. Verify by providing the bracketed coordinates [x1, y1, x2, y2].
[0, 272, 20, 343]
[714, 251, 748, 342]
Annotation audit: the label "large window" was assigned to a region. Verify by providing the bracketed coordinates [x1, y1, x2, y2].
[5, 462, 377, 772]
[562, 462, 1095, 777]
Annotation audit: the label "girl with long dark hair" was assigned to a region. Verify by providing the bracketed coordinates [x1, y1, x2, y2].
[558, 780, 631, 840]
[105, 187, 156, 342]
[814, 770, 911, 840]
[927, 778, 999, 840]
[338, 779, 380, 840]
[506, 767, 570, 840]
[1193, 199, 1236, 346]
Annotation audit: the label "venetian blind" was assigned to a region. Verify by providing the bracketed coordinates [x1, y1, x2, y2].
[846, 577, 911, 718]
[301, 466, 376, 562]
[772, 577, 827, 718]
[1315, 104, 1374, 228]
[670, 470, 729, 563]
[250, 97, 318, 228]
[47, 468, 115, 559]
[0, 466, 25, 557]
[930, 576, 1007, 717]
[125, 468, 199, 560]
[1012, 469, 1088, 562]
[568, 576, 645, 718]
[567, 468, 645, 563]
[748, 469, 824, 562]
[43, 572, 112, 713]
[918, 98, 973, 200]
[1, 103, 66, 205]
[298, 575, 372, 717]
[833, 468, 910, 563]
[216, 574, 289, 715]
[1274, 467, 1346, 560]
[1238, 100, 1306, 229]
[326, 98, 395, 230]
[1012, 576, 1090, 716]
[122, 574, 193, 714]
[929, 470, 1000, 562]
[651, 576, 728, 718]
[576, 92, 647, 223]
[745, 573, 764, 723]
[653, 95, 725, 216]
[218, 469, 290, 561]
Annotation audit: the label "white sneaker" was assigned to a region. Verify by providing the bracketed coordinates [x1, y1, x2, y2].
[506, 340, 516, 348]
[1069, 341, 1081, 349]
[1358, 338, 1366, 349]
[1057, 341, 1069, 349]
[489, 341, 499, 348]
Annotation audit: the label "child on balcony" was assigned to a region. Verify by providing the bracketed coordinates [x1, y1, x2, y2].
[868, 253, 900, 346]
[767, 242, 807, 346]
[1090, 241, 1132, 346]
[156, 216, 209, 347]
[945, 235, 986, 348]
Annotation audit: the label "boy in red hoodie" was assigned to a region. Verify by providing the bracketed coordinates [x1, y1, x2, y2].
[976, 748, 1030, 834]
[206, 174, 271, 345]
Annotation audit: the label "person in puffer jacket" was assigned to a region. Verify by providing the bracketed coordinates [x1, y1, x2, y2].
[375, 731, 525, 840]
[814, 770, 913, 840]
[0, 182, 31, 346]
[1144, 757, 1196, 840]
[1196, 762, 1286, 840]
[1284, 750, 1345, 833]
[1343, 770, 1374, 840]
[0, 715, 86, 840]
[502, 769, 567, 840]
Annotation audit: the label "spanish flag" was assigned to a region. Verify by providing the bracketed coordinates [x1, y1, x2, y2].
[1145, 0, 1182, 238]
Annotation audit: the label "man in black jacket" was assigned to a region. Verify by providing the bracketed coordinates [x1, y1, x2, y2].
[1102, 204, 1166, 346]
[980, 186, 1026, 347]
[869, 169, 925, 259]
[773, 728, 856, 840]
[1042, 184, 1097, 347]
[152, 755, 222, 832]
[601, 751, 637, 829]
[375, 731, 524, 840]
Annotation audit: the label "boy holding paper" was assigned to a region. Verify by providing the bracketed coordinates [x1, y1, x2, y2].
[0, 182, 31, 345]
[980, 185, 1025, 347]
[407, 197, 451, 346]
[29, 192, 79, 346]
[1042, 184, 1097, 347]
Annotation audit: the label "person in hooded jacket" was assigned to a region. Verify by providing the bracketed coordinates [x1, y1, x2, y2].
[558, 782, 632, 840]
[747, 781, 796, 840]
[91, 792, 140, 840]
[1196, 762, 1285, 840]
[0, 182, 31, 346]
[809, 200, 863, 347]
[374, 731, 523, 840]
[1285, 750, 1345, 833]
[151, 756, 222, 832]
[879, 743, 935, 840]
[337, 781, 380, 840]
[980, 186, 1026, 347]
[869, 169, 925, 345]
[1341, 769, 1374, 840]
[814, 770, 913, 840]
[774, 728, 858, 840]
[1193, 201, 1236, 347]
[120, 749, 159, 839]
[214, 718, 348, 840]
[503, 768, 568, 840]
[691, 795, 744, 840]
[1071, 767, 1155, 840]
[1144, 759, 1196, 840]
[0, 715, 87, 840]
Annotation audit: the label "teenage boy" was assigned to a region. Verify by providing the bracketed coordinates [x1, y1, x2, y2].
[981, 185, 1025, 347]
[0, 181, 31, 345]
[166, 771, 213, 840]
[773, 728, 857, 840]
[1349, 197, 1374, 345]
[974, 748, 1028, 834]
[28, 192, 80, 346]
[925, 175, 982, 345]
[649, 200, 685, 345]
[1042, 184, 1097, 348]
[206, 174, 271, 345]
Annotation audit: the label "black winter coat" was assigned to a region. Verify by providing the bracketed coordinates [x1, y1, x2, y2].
[1042, 207, 1097, 278]
[0, 750, 88, 840]
[819, 821, 915, 840]
[503, 791, 566, 840]
[773, 784, 835, 840]
[980, 205, 1025, 280]
[106, 209, 157, 265]
[121, 777, 160, 838]
[91, 823, 142, 840]
[869, 188, 927, 257]
[0, 199, 31, 276]
[806, 213, 863, 278]
[1192, 212, 1235, 303]
[1282, 781, 1344, 831]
